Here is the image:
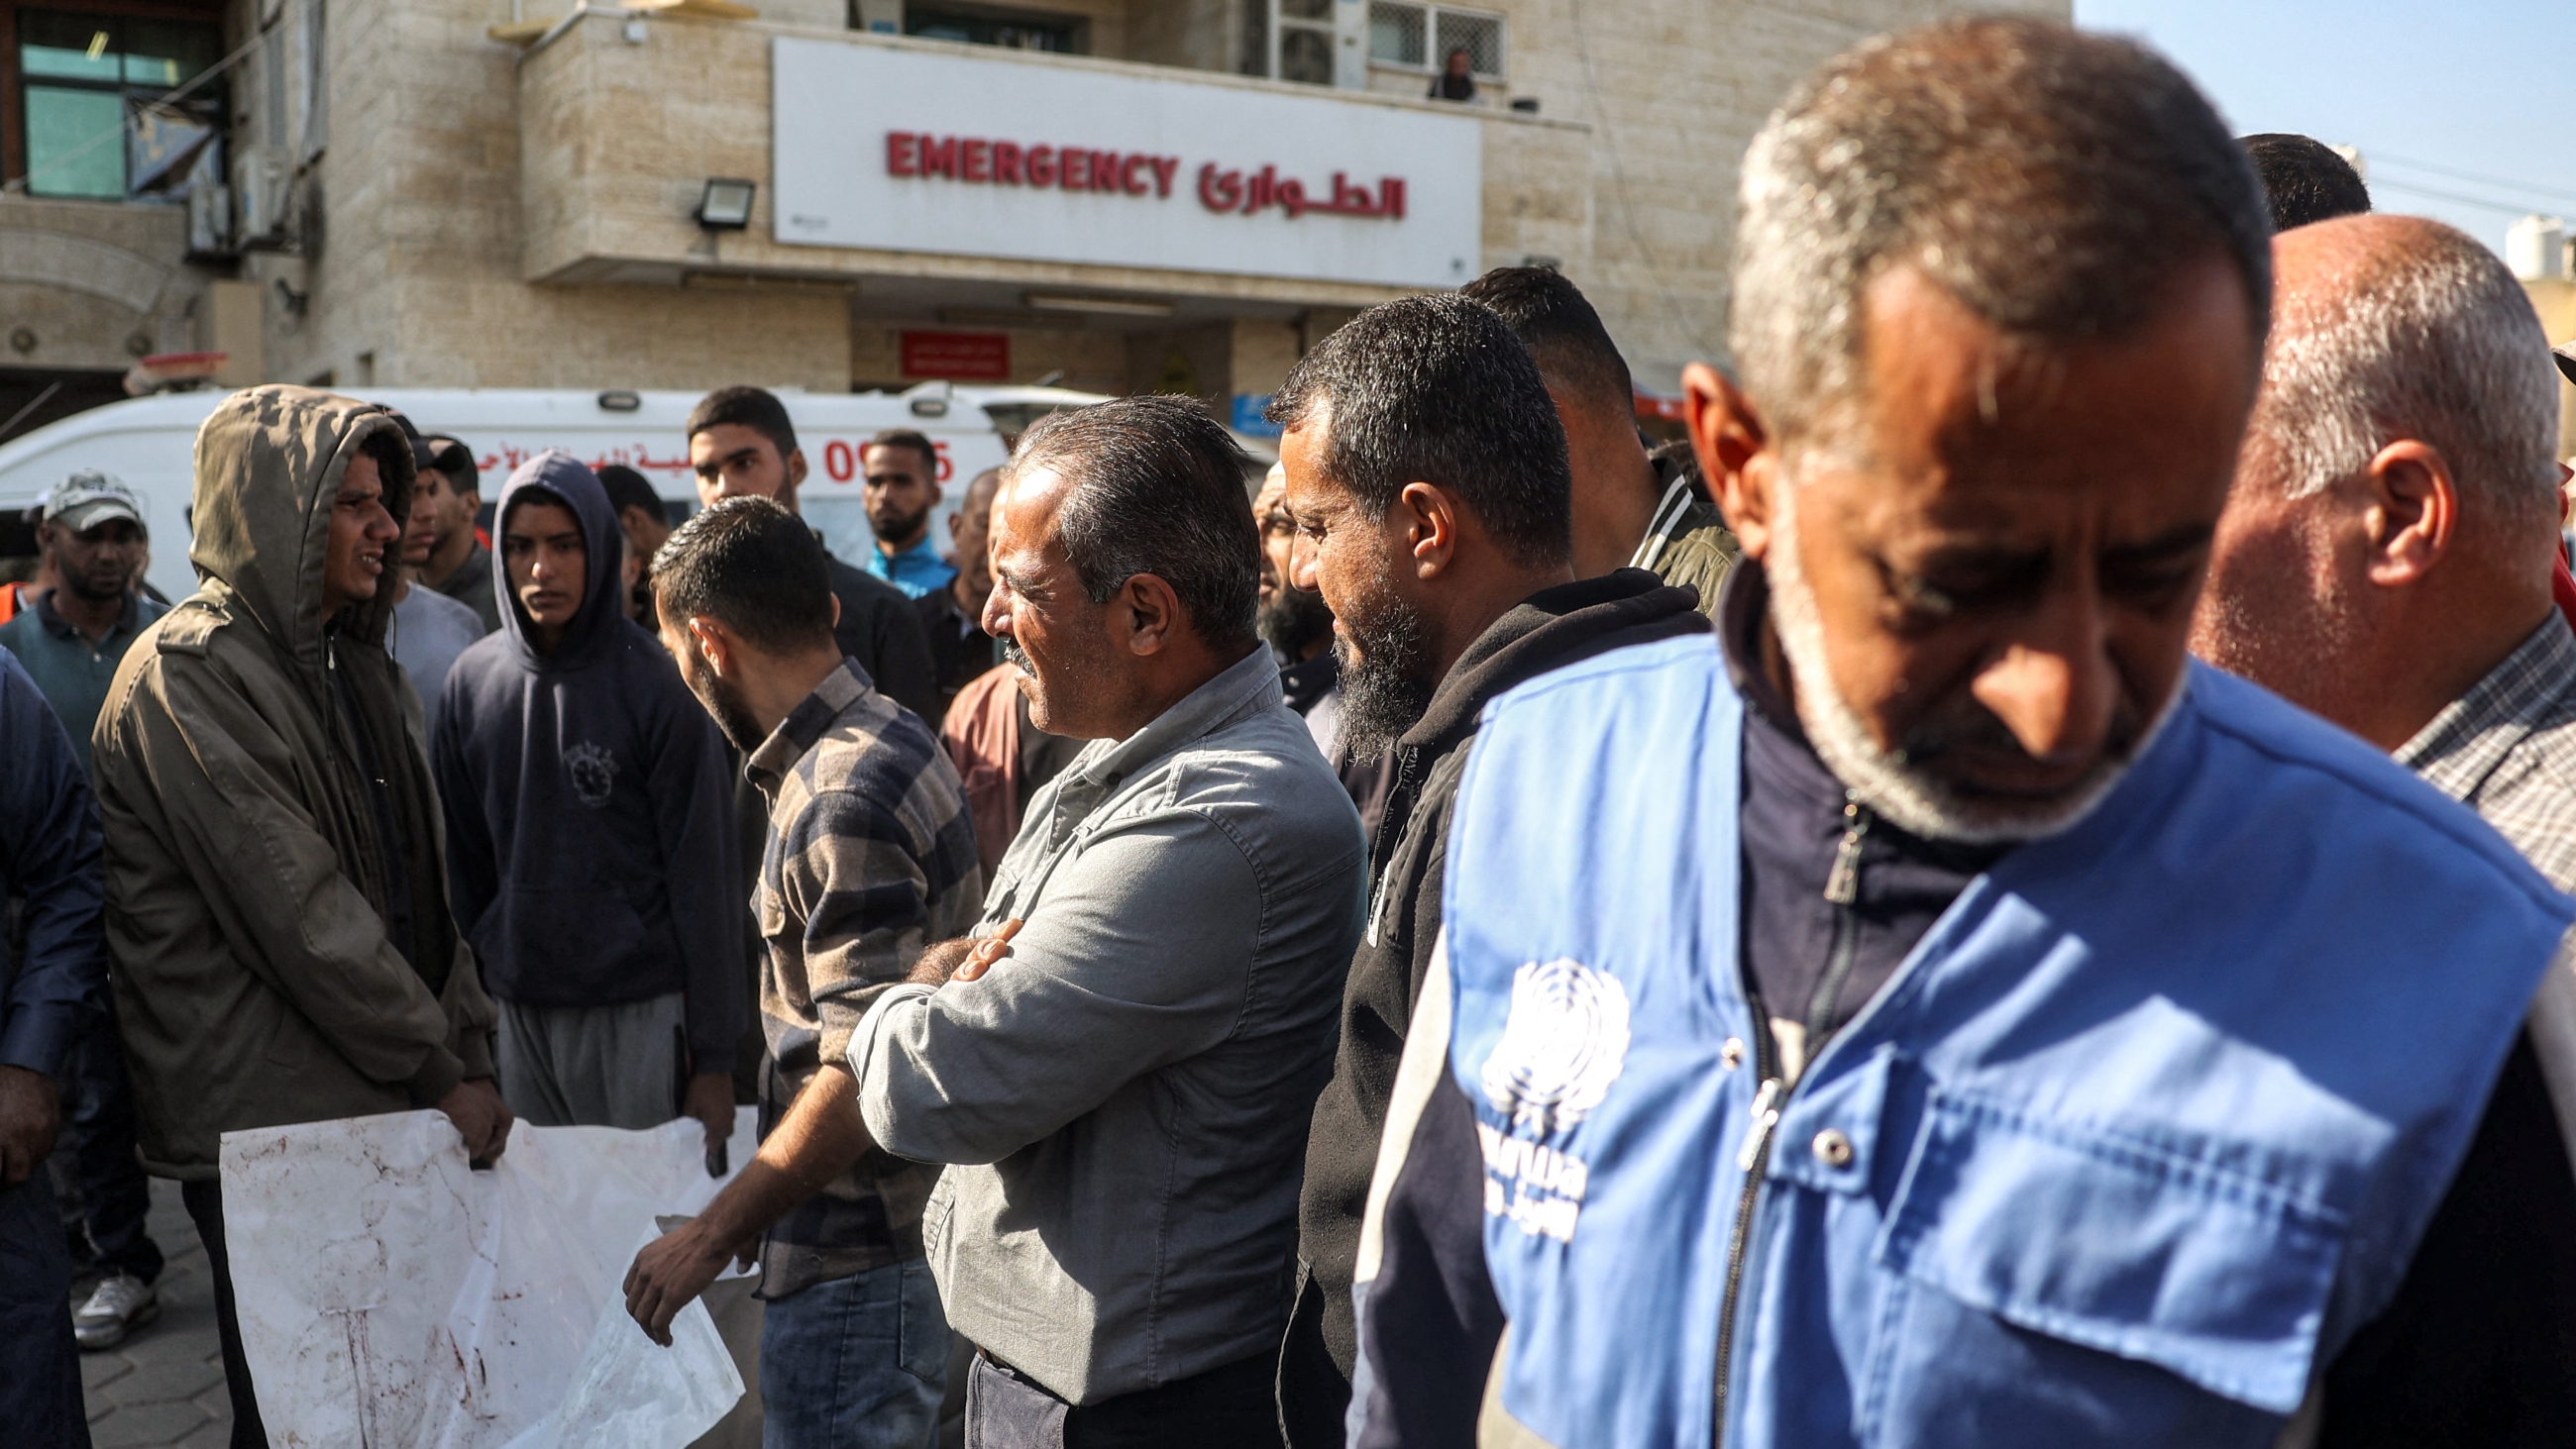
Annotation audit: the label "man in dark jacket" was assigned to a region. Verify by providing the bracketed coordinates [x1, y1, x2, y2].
[433, 453, 744, 1151]
[0, 645, 106, 1447]
[1265, 295, 1705, 1444]
[687, 387, 938, 723]
[95, 387, 507, 1446]
[1462, 265, 1736, 614]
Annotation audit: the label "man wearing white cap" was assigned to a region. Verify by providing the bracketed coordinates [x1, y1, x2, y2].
[0, 473, 163, 773]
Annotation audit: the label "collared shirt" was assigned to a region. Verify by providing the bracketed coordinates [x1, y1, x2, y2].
[865, 536, 958, 600]
[744, 659, 983, 1297]
[848, 644, 1366, 1404]
[2395, 614, 2576, 891]
[0, 590, 167, 775]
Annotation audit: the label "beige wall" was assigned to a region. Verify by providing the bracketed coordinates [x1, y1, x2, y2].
[0, 196, 209, 375]
[194, 0, 2064, 398]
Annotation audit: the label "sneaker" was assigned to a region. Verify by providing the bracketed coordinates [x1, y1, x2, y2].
[72, 1273, 159, 1351]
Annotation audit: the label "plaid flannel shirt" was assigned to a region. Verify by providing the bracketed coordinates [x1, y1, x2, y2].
[744, 659, 984, 1297]
[2396, 615, 2576, 891]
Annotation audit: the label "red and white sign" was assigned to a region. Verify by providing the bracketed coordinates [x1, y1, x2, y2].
[771, 37, 1481, 289]
[901, 331, 1011, 380]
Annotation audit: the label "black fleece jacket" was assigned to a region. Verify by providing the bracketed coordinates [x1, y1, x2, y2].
[1279, 569, 1706, 1441]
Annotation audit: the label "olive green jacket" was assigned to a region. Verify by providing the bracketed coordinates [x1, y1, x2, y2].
[1631, 444, 1738, 617]
[94, 386, 496, 1179]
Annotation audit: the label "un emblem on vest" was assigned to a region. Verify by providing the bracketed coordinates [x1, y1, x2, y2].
[1481, 959, 1632, 1134]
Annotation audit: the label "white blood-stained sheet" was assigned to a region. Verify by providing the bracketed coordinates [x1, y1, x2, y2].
[218, 1107, 759, 1449]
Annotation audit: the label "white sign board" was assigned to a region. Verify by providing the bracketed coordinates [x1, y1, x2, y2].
[771, 37, 1482, 289]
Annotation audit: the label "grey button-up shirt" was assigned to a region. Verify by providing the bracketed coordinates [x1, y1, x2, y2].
[848, 645, 1366, 1403]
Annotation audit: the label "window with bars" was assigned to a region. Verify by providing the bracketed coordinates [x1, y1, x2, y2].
[1241, 0, 1337, 86]
[1367, 0, 1501, 75]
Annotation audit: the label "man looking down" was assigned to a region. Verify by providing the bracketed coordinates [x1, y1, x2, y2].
[623, 496, 981, 1449]
[1346, 21, 2575, 1449]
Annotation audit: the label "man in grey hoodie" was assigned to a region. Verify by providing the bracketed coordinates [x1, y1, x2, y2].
[433, 453, 745, 1149]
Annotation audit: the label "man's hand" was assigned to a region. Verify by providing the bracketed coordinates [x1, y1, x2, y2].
[685, 1072, 734, 1170]
[0, 1065, 60, 1190]
[906, 920, 1023, 987]
[436, 1078, 513, 1168]
[625, 1216, 754, 1347]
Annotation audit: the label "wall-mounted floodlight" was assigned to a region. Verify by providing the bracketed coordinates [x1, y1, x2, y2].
[695, 178, 757, 231]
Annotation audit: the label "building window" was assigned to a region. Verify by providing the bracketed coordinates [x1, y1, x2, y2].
[1368, 0, 1501, 77]
[904, 2, 1087, 54]
[15, 9, 226, 200]
[1241, 0, 1337, 86]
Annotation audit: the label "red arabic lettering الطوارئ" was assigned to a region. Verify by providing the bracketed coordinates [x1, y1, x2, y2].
[1194, 163, 1404, 220]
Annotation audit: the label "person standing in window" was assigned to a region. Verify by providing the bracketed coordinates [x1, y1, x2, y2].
[1428, 46, 1476, 101]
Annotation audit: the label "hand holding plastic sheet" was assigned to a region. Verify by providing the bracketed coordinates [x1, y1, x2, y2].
[218, 1105, 758, 1449]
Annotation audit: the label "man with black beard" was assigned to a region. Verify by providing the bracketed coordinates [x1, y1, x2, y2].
[1266, 293, 1705, 1446]
[636, 496, 980, 1449]
[1257, 463, 1394, 845]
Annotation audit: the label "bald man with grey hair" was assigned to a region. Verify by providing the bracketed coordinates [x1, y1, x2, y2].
[2195, 212, 2576, 1443]
[917, 466, 1009, 726]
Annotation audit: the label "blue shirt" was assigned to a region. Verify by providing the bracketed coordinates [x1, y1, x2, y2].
[0, 591, 168, 775]
[0, 646, 105, 1080]
[864, 536, 957, 599]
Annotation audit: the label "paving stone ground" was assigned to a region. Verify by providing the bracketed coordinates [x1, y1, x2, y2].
[73, 1177, 233, 1448]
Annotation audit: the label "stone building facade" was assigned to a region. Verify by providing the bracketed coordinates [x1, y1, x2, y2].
[2, 0, 2063, 430]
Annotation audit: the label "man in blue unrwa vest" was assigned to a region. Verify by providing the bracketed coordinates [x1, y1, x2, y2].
[1347, 18, 2576, 1449]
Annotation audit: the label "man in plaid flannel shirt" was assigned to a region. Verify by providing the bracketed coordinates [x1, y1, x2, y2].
[625, 496, 983, 1449]
[2195, 213, 2576, 1443]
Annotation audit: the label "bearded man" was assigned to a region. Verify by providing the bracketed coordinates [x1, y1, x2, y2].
[1344, 19, 2576, 1449]
[1266, 293, 1703, 1446]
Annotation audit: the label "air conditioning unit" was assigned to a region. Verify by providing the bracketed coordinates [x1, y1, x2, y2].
[187, 182, 235, 257]
[233, 146, 292, 251]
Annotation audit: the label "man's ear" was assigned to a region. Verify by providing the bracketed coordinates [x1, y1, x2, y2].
[784, 448, 809, 493]
[1684, 362, 1779, 561]
[2359, 439, 2457, 588]
[1117, 572, 1182, 657]
[1394, 481, 1462, 580]
[687, 615, 735, 678]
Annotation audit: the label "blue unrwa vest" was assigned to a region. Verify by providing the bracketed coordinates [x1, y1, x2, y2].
[1441, 638, 2571, 1448]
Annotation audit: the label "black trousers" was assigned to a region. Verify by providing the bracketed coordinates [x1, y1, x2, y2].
[180, 1178, 267, 1449]
[0, 1172, 88, 1447]
[967, 1345, 1283, 1449]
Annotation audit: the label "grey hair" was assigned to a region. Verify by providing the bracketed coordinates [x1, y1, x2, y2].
[2254, 223, 2561, 530]
[1730, 18, 2273, 458]
[1008, 395, 1259, 646]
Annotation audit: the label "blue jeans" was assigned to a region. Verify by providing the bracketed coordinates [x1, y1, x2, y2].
[0, 1173, 88, 1447]
[760, 1260, 948, 1449]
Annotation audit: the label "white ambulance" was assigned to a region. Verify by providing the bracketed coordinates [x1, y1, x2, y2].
[0, 381, 1106, 603]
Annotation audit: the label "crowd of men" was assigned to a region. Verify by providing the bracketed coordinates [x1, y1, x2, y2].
[4, 16, 2574, 1449]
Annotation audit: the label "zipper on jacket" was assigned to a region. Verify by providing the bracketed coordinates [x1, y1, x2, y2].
[1713, 795, 1871, 1444]
[1804, 796, 1874, 1052]
[1712, 949, 1784, 1445]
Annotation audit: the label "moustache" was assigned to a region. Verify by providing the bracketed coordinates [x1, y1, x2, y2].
[1001, 638, 1034, 673]
[1892, 694, 2148, 771]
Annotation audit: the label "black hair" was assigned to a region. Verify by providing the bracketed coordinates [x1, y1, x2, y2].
[1459, 264, 1634, 414]
[1009, 396, 1259, 648]
[419, 435, 479, 494]
[686, 386, 800, 460]
[594, 465, 668, 525]
[1266, 293, 1572, 569]
[2240, 134, 2371, 232]
[650, 495, 835, 654]
[866, 429, 939, 474]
